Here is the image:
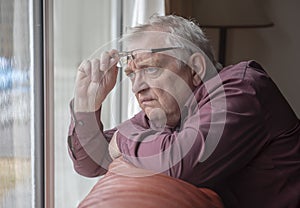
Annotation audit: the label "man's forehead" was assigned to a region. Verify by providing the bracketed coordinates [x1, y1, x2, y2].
[120, 31, 191, 64]
[123, 32, 175, 50]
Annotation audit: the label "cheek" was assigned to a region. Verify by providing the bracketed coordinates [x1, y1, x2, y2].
[150, 77, 181, 108]
[155, 70, 193, 94]
[154, 89, 179, 111]
[155, 77, 186, 102]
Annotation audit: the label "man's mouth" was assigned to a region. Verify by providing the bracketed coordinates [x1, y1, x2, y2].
[139, 97, 156, 106]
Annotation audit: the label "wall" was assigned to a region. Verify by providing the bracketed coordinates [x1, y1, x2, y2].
[193, 0, 300, 117]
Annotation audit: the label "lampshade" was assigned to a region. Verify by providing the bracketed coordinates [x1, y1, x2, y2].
[192, 0, 273, 28]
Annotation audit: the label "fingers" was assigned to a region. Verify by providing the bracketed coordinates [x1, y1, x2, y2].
[109, 49, 119, 67]
[100, 50, 119, 71]
[100, 51, 110, 71]
[74, 50, 119, 112]
[92, 50, 118, 82]
[91, 58, 100, 83]
[76, 50, 119, 87]
[76, 59, 91, 82]
[78, 59, 91, 74]
[108, 131, 121, 160]
[107, 50, 119, 79]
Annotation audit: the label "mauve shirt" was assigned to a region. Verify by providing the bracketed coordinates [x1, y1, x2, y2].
[68, 61, 300, 208]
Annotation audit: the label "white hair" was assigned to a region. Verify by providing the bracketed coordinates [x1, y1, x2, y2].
[125, 14, 223, 72]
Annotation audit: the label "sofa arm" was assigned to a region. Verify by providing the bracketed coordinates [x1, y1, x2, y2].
[78, 157, 223, 208]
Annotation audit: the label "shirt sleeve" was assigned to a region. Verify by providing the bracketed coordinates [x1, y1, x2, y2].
[116, 63, 268, 185]
[67, 100, 116, 177]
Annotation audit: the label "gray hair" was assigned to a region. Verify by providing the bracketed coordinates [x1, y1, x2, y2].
[125, 14, 223, 72]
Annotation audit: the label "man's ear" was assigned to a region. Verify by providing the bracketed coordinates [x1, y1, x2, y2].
[187, 52, 206, 87]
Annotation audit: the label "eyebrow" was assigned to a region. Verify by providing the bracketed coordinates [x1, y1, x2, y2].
[123, 55, 158, 74]
[135, 56, 156, 67]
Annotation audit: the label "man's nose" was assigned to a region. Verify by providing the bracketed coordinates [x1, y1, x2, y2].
[131, 72, 149, 94]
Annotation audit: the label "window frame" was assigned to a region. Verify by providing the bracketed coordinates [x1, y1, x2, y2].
[42, 0, 54, 207]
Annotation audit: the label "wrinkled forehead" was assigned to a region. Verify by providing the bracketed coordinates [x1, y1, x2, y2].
[121, 31, 179, 50]
[120, 31, 191, 64]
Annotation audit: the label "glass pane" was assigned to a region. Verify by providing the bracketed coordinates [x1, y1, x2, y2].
[53, 0, 113, 207]
[0, 0, 37, 207]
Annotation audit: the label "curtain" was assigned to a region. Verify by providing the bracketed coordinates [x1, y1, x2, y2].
[120, 0, 165, 122]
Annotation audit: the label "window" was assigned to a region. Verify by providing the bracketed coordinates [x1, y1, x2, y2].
[52, 0, 164, 206]
[0, 0, 164, 207]
[0, 0, 43, 207]
[53, 0, 115, 207]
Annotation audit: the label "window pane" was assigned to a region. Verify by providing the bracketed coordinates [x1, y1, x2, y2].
[0, 0, 38, 207]
[53, 0, 113, 207]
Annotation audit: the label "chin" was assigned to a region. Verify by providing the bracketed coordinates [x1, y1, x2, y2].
[144, 108, 153, 118]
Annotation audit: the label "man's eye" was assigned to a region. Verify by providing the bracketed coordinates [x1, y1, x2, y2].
[144, 67, 159, 74]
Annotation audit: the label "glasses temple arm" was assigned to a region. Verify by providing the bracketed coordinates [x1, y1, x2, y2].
[151, 47, 181, 53]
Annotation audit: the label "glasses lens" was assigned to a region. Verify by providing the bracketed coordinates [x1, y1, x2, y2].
[118, 47, 179, 68]
[131, 50, 154, 66]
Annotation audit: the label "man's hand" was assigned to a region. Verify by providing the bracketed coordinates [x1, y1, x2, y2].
[109, 131, 121, 160]
[74, 50, 119, 112]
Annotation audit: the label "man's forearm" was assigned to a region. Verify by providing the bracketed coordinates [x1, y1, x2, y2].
[68, 134, 110, 177]
[68, 102, 114, 177]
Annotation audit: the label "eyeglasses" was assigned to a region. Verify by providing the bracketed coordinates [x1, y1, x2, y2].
[116, 47, 182, 68]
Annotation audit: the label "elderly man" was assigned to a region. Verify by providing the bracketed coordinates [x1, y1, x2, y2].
[68, 15, 300, 208]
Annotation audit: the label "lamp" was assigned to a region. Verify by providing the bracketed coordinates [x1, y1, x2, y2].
[165, 0, 274, 65]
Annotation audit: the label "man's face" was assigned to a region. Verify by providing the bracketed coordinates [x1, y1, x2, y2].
[124, 50, 195, 127]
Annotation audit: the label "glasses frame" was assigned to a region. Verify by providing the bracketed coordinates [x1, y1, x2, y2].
[116, 47, 182, 67]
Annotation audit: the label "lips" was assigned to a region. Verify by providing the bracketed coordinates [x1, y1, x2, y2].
[141, 98, 155, 105]
[139, 96, 156, 106]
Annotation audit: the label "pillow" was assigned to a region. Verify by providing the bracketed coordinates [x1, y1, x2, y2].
[78, 157, 223, 208]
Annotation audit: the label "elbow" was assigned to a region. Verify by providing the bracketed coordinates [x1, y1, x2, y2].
[74, 162, 107, 177]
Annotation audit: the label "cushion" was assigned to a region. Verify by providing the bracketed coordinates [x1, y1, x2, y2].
[78, 157, 223, 208]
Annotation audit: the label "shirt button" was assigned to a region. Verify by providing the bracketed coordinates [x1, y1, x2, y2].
[77, 120, 84, 126]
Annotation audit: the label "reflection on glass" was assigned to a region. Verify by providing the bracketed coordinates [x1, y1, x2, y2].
[0, 0, 33, 207]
